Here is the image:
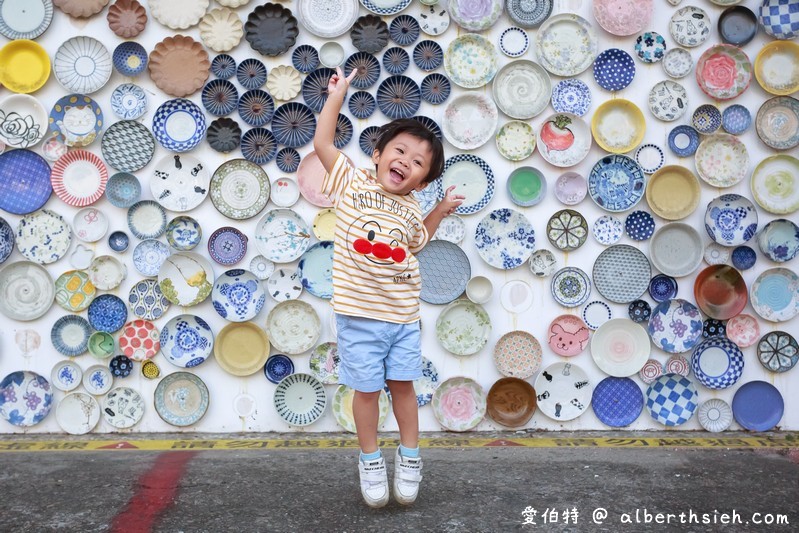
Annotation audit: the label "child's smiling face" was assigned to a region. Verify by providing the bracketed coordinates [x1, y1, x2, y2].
[371, 132, 434, 195]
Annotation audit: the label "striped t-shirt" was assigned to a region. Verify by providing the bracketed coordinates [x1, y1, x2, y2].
[321, 152, 429, 324]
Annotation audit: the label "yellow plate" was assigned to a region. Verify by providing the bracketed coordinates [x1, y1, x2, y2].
[214, 322, 271, 377]
[645, 165, 700, 220]
[755, 41, 799, 96]
[591, 99, 645, 153]
[0, 40, 50, 94]
[312, 208, 336, 241]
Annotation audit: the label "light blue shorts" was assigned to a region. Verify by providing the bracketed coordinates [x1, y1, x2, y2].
[336, 313, 422, 393]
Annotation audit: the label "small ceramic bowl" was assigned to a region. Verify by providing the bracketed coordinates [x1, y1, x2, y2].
[591, 99, 646, 153]
[754, 40, 799, 96]
[507, 166, 546, 207]
[319, 41, 345, 68]
[106, 172, 141, 208]
[88, 331, 115, 359]
[112, 41, 148, 77]
[692, 104, 722, 134]
[108, 230, 129, 253]
[165, 216, 202, 251]
[465, 276, 493, 304]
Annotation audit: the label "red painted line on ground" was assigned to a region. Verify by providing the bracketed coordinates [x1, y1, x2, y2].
[110, 451, 197, 533]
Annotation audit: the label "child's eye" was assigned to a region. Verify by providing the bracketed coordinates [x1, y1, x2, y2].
[396, 148, 404, 154]
[414, 160, 422, 166]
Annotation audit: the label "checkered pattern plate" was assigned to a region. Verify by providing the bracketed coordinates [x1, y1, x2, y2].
[690, 337, 744, 390]
[101, 120, 155, 172]
[645, 373, 698, 426]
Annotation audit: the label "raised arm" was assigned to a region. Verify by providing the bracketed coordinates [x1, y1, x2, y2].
[313, 66, 357, 174]
[423, 185, 464, 238]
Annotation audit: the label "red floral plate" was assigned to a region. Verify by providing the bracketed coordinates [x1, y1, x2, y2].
[696, 44, 752, 100]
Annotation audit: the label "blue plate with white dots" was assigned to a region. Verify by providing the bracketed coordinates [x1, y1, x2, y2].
[593, 48, 635, 91]
[625, 210, 656, 241]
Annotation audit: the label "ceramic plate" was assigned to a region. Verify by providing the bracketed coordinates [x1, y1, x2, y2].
[16, 210, 70, 267]
[308, 342, 339, 385]
[500, 280, 533, 314]
[588, 155, 645, 212]
[635, 30, 666, 63]
[670, 6, 710, 47]
[444, 33, 498, 89]
[550, 267, 591, 308]
[101, 120, 155, 173]
[110, 83, 147, 120]
[554, 172, 587, 205]
[592, 245, 650, 304]
[696, 44, 752, 101]
[536, 14, 597, 77]
[0, 94, 47, 149]
[210, 159, 270, 220]
[534, 362, 591, 421]
[645, 373, 698, 426]
[264, 354, 294, 384]
[390, 13, 420, 46]
[267, 268, 302, 302]
[508, 167, 546, 207]
[213, 321, 269, 376]
[538, 113, 591, 168]
[486, 377, 536, 428]
[591, 99, 646, 154]
[436, 300, 491, 356]
[495, 121, 536, 161]
[51, 314, 91, 357]
[755, 96, 799, 150]
[491, 60, 550, 120]
[755, 41, 799, 96]
[474, 208, 536, 270]
[498, 27, 529, 57]
[417, 3, 449, 36]
[53, 36, 112, 94]
[547, 314, 590, 357]
[207, 226, 248, 266]
[0, 0, 53, 40]
[152, 98, 206, 153]
[86, 254, 124, 291]
[211, 269, 266, 322]
[295, 0, 358, 38]
[433, 215, 466, 244]
[696, 398, 732, 433]
[448, 0, 501, 30]
[48, 93, 103, 148]
[417, 240, 470, 305]
[551, 79, 591, 117]
[593, 48, 636, 91]
[591, 377, 643, 427]
[0, 149, 52, 215]
[645, 166, 700, 220]
[694, 265, 747, 321]
[82, 365, 113, 395]
[648, 81, 688, 122]
[751, 155, 799, 215]
[758, 219, 799, 262]
[492, 330, 542, 379]
[750, 268, 799, 322]
[582, 301, 612, 331]
[127, 279, 170, 321]
[254, 209, 311, 263]
[50, 360, 82, 393]
[154, 372, 209, 427]
[312, 209, 336, 242]
[695, 134, 750, 188]
[758, 331, 799, 373]
[436, 154, 494, 215]
[266, 300, 320, 355]
[649, 223, 703, 278]
[529, 249, 557, 278]
[431, 376, 486, 431]
[592, 215, 622, 246]
[648, 299, 703, 353]
[158, 252, 214, 307]
[274, 373, 326, 427]
[103, 387, 144, 429]
[0, 371, 52, 426]
[150, 154, 210, 212]
[54, 270, 95, 312]
[297, 241, 334, 300]
[296, 151, 339, 209]
[0, 39, 50, 94]
[732, 381, 783, 431]
[333, 385, 389, 432]
[691, 337, 744, 390]
[546, 209, 587, 252]
[442, 93, 497, 150]
[594, 0, 652, 36]
[55, 392, 100, 435]
[48, 150, 107, 208]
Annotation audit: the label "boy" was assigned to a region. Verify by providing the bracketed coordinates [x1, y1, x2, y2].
[313, 67, 463, 507]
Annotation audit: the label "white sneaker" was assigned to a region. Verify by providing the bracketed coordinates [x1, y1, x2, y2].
[358, 456, 389, 508]
[393, 448, 423, 505]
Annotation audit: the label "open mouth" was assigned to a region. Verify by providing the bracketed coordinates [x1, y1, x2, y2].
[389, 167, 405, 183]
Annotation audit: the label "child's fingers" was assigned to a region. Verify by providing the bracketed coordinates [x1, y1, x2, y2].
[336, 66, 344, 79]
[445, 185, 457, 195]
[345, 68, 358, 83]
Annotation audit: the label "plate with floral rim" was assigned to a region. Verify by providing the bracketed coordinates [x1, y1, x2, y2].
[431, 376, 486, 431]
[535, 13, 597, 77]
[444, 33, 499, 89]
[474, 208, 536, 270]
[442, 93, 497, 150]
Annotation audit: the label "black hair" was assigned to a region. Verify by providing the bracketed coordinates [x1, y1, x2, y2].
[373, 118, 445, 184]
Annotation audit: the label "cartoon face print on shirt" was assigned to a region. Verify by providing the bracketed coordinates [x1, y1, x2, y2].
[346, 212, 413, 278]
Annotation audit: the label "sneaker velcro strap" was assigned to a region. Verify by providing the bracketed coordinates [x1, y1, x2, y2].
[397, 467, 422, 482]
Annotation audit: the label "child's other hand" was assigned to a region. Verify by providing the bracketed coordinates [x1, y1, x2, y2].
[439, 185, 465, 215]
[327, 67, 357, 98]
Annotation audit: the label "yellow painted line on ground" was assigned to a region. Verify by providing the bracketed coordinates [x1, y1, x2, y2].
[0, 436, 796, 452]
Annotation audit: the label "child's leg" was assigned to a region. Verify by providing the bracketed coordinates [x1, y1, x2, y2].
[353, 390, 382, 453]
[385, 380, 418, 449]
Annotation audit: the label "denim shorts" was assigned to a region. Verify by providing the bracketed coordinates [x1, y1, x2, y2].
[335, 313, 422, 393]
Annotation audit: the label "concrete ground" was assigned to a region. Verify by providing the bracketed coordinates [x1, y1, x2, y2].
[0, 433, 797, 533]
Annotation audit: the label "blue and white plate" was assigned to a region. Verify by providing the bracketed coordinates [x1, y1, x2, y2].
[551, 79, 591, 116]
[212, 269, 265, 322]
[647, 298, 703, 353]
[420, 73, 451, 105]
[53, 36, 112, 94]
[101, 120, 154, 172]
[474, 208, 536, 270]
[390, 14, 420, 46]
[376, 75, 421, 119]
[760, 0, 799, 40]
[0, 217, 14, 264]
[593, 48, 635, 91]
[592, 215, 622, 245]
[211, 53, 236, 79]
[498, 27, 529, 57]
[634, 31, 666, 63]
[236, 58, 267, 90]
[692, 104, 722, 134]
[413, 183, 439, 217]
[240, 128, 277, 165]
[271, 102, 316, 148]
[302, 67, 335, 112]
[88, 294, 127, 333]
[254, 208, 311, 263]
[435, 154, 495, 215]
[0, 149, 52, 215]
[348, 91, 376, 119]
[0, 371, 52, 427]
[722, 104, 751, 135]
[413, 40, 443, 71]
[334, 114, 353, 149]
[48, 94, 103, 147]
[160, 314, 214, 368]
[592, 377, 643, 427]
[361, 0, 411, 15]
[588, 155, 645, 212]
[152, 99, 207, 153]
[592, 244, 650, 304]
[757, 331, 799, 373]
[344, 52, 380, 89]
[127, 200, 167, 240]
[51, 314, 91, 357]
[292, 44, 319, 74]
[704, 194, 758, 246]
[731, 246, 757, 270]
[703, 319, 726, 339]
[582, 300, 612, 330]
[51, 360, 82, 392]
[668, 124, 700, 157]
[128, 279, 171, 321]
[165, 216, 201, 251]
[359, 125, 381, 156]
[649, 274, 678, 302]
[645, 373, 698, 426]
[105, 172, 140, 208]
[112, 41, 147, 76]
[154, 372, 209, 427]
[691, 337, 744, 390]
[417, 239, 471, 304]
[297, 241, 334, 299]
[201, 79, 238, 117]
[628, 299, 651, 323]
[0, 0, 53, 40]
[757, 219, 799, 262]
[264, 354, 295, 384]
[383, 46, 409, 74]
[109, 355, 133, 378]
[732, 380, 783, 431]
[208, 226, 248, 265]
[551, 267, 591, 307]
[110, 83, 147, 120]
[624, 210, 655, 241]
[132, 239, 170, 277]
[275, 148, 300, 174]
[239, 90, 275, 127]
[634, 144, 664, 174]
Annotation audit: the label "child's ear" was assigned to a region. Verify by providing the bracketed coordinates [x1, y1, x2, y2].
[371, 149, 381, 166]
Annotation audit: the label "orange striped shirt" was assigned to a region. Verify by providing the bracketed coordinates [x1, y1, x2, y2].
[321, 152, 428, 324]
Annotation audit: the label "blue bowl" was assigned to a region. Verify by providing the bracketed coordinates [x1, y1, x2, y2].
[108, 231, 129, 253]
[113, 42, 148, 77]
[106, 172, 141, 208]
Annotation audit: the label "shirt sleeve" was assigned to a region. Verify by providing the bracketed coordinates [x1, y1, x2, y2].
[408, 214, 429, 254]
[320, 152, 352, 206]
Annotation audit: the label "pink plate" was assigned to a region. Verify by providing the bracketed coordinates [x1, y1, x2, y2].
[51, 149, 108, 206]
[726, 314, 760, 348]
[297, 151, 354, 208]
[639, 358, 662, 384]
[118, 319, 160, 361]
[547, 314, 590, 357]
[593, 0, 653, 37]
[665, 355, 690, 377]
[696, 44, 752, 101]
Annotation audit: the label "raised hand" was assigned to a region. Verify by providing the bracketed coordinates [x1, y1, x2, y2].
[439, 185, 465, 215]
[327, 66, 357, 99]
